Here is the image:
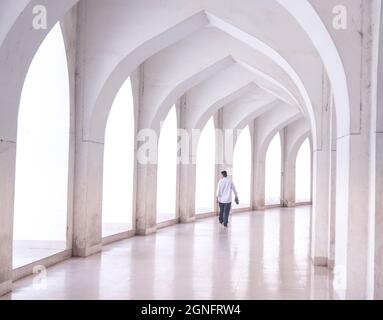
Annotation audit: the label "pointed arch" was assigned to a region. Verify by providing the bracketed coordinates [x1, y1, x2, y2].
[13, 23, 70, 268]
[265, 132, 282, 206]
[102, 77, 135, 237]
[195, 117, 216, 214]
[156, 106, 178, 223]
[232, 126, 251, 209]
[295, 138, 312, 203]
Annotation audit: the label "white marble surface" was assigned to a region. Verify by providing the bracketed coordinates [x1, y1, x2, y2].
[2, 206, 334, 300]
[102, 223, 133, 238]
[13, 240, 66, 269]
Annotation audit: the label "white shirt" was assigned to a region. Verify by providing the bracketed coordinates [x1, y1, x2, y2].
[216, 177, 238, 204]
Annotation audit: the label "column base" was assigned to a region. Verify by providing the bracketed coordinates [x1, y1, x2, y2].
[283, 200, 296, 207]
[312, 256, 328, 267]
[136, 226, 157, 236]
[180, 216, 196, 223]
[252, 206, 265, 211]
[0, 280, 12, 297]
[374, 286, 383, 300]
[73, 243, 102, 258]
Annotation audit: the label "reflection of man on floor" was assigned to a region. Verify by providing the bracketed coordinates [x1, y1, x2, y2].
[216, 170, 238, 228]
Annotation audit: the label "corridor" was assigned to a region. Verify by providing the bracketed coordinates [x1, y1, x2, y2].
[1, 207, 334, 300]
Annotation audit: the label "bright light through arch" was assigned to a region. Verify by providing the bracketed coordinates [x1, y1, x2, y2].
[195, 117, 216, 214]
[232, 126, 251, 209]
[102, 77, 135, 237]
[13, 23, 69, 268]
[265, 132, 282, 205]
[295, 138, 312, 203]
[156, 106, 178, 223]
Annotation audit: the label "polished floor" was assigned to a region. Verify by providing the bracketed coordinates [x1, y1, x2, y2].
[102, 223, 133, 238]
[2, 206, 335, 300]
[13, 240, 66, 269]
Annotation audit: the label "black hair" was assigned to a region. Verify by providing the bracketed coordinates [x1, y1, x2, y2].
[221, 171, 228, 177]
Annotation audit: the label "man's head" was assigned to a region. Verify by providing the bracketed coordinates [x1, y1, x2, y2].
[221, 171, 228, 178]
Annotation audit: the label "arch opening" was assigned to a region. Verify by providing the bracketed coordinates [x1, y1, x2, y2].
[232, 126, 251, 209]
[156, 106, 178, 223]
[295, 138, 312, 203]
[102, 77, 135, 237]
[13, 23, 70, 268]
[265, 132, 282, 206]
[195, 117, 216, 214]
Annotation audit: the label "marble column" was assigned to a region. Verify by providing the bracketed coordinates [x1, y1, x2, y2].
[311, 74, 331, 267]
[327, 97, 337, 269]
[72, 140, 104, 256]
[0, 140, 16, 296]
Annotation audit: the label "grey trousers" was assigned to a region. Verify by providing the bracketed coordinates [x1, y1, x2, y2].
[219, 202, 231, 226]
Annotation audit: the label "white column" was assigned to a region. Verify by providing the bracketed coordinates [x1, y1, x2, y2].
[215, 111, 225, 213]
[135, 162, 158, 235]
[311, 143, 330, 267]
[282, 128, 296, 208]
[367, 0, 383, 299]
[72, 10, 104, 256]
[311, 74, 331, 267]
[328, 97, 337, 269]
[333, 1, 377, 299]
[72, 140, 103, 256]
[280, 128, 294, 207]
[0, 140, 16, 296]
[178, 161, 197, 223]
[248, 122, 256, 210]
[178, 101, 197, 223]
[334, 134, 370, 299]
[368, 130, 383, 299]
[251, 120, 265, 210]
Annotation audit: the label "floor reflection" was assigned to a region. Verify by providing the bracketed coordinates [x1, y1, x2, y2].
[1, 206, 334, 300]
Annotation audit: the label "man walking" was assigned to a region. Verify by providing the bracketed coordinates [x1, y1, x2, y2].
[216, 170, 238, 228]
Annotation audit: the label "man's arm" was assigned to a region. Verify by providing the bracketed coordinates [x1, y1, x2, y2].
[232, 181, 238, 197]
[216, 180, 221, 203]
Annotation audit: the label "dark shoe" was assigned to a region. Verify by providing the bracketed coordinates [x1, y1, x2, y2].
[224, 224, 228, 228]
